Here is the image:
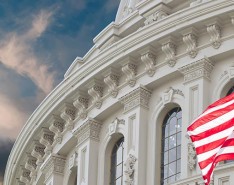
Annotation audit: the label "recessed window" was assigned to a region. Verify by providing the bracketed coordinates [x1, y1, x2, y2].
[110, 137, 124, 185]
[161, 107, 182, 185]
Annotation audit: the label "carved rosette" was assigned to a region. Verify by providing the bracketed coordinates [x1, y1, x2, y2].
[39, 128, 54, 155]
[182, 28, 198, 58]
[31, 142, 45, 166]
[60, 103, 76, 131]
[41, 154, 66, 181]
[121, 59, 137, 87]
[120, 85, 152, 113]
[124, 154, 137, 185]
[104, 71, 119, 98]
[87, 80, 103, 109]
[73, 93, 89, 120]
[73, 118, 102, 146]
[188, 142, 197, 170]
[140, 52, 156, 77]
[161, 41, 176, 67]
[178, 57, 214, 83]
[49, 115, 65, 144]
[20, 169, 31, 184]
[207, 22, 221, 49]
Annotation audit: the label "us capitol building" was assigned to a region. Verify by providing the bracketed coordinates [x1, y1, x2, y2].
[4, 0, 234, 185]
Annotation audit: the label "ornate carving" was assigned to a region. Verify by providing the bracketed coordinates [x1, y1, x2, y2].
[161, 87, 184, 105]
[49, 115, 64, 144]
[141, 51, 156, 76]
[73, 118, 102, 146]
[161, 41, 176, 67]
[120, 85, 152, 113]
[121, 58, 137, 87]
[20, 169, 30, 184]
[104, 71, 119, 98]
[25, 155, 37, 181]
[73, 92, 89, 120]
[87, 80, 103, 109]
[144, 10, 168, 26]
[60, 103, 76, 131]
[39, 128, 54, 155]
[207, 22, 221, 49]
[178, 57, 214, 83]
[109, 117, 125, 136]
[124, 154, 137, 185]
[31, 141, 45, 166]
[188, 142, 196, 170]
[182, 29, 198, 58]
[41, 154, 66, 181]
[69, 152, 77, 170]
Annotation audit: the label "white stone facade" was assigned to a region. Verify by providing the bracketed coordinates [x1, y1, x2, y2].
[4, 0, 234, 185]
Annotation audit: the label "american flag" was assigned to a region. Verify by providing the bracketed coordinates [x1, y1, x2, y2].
[187, 93, 234, 185]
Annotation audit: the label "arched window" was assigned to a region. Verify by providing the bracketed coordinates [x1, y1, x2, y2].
[110, 137, 124, 185]
[161, 107, 182, 185]
[226, 86, 234, 96]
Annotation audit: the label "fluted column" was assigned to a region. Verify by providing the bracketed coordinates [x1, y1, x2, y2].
[73, 118, 102, 185]
[178, 57, 214, 177]
[41, 154, 66, 185]
[120, 85, 152, 185]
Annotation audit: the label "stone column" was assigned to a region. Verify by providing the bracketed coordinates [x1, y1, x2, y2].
[120, 85, 152, 185]
[178, 57, 214, 177]
[73, 118, 102, 185]
[41, 154, 66, 185]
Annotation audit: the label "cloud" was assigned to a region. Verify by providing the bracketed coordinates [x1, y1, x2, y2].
[0, 9, 55, 94]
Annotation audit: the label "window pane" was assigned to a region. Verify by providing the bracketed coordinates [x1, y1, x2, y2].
[177, 145, 181, 159]
[168, 175, 175, 183]
[116, 148, 123, 165]
[116, 177, 122, 185]
[177, 159, 181, 173]
[169, 117, 177, 135]
[116, 164, 122, 178]
[177, 132, 181, 146]
[169, 135, 176, 149]
[169, 148, 176, 163]
[164, 138, 168, 151]
[168, 161, 176, 176]
[164, 164, 168, 179]
[164, 151, 168, 165]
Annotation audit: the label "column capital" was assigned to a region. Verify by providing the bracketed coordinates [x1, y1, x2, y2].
[119, 85, 152, 113]
[41, 154, 66, 182]
[178, 57, 214, 84]
[73, 118, 102, 146]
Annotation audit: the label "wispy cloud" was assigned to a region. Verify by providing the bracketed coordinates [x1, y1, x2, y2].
[0, 9, 55, 94]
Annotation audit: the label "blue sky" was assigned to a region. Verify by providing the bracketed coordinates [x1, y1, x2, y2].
[0, 0, 119, 182]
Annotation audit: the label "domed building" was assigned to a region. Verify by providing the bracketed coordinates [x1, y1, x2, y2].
[4, 0, 234, 185]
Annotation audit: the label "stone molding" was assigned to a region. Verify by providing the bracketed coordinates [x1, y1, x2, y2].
[31, 141, 45, 166]
[69, 152, 78, 170]
[73, 118, 102, 146]
[60, 103, 76, 131]
[87, 80, 104, 109]
[121, 57, 137, 87]
[206, 20, 221, 49]
[161, 38, 176, 67]
[39, 128, 54, 155]
[161, 87, 184, 106]
[20, 169, 30, 185]
[178, 57, 214, 83]
[188, 142, 197, 170]
[73, 92, 89, 120]
[140, 50, 156, 77]
[108, 117, 125, 136]
[25, 155, 37, 181]
[124, 154, 137, 185]
[120, 85, 152, 113]
[49, 115, 65, 144]
[103, 68, 120, 98]
[41, 154, 66, 182]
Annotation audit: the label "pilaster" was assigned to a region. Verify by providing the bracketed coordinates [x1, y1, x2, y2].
[178, 57, 214, 177]
[120, 85, 152, 185]
[41, 154, 66, 185]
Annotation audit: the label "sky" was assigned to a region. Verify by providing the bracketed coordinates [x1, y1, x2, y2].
[0, 0, 119, 183]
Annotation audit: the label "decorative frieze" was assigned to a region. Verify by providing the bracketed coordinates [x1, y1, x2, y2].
[49, 115, 65, 144]
[121, 57, 137, 87]
[181, 28, 198, 58]
[39, 128, 54, 155]
[87, 80, 104, 109]
[161, 39, 176, 67]
[41, 154, 66, 181]
[73, 118, 102, 146]
[178, 57, 214, 83]
[108, 117, 125, 136]
[120, 85, 152, 113]
[206, 21, 221, 49]
[125, 154, 137, 185]
[140, 51, 156, 77]
[60, 103, 76, 131]
[73, 92, 89, 120]
[31, 141, 45, 166]
[188, 142, 197, 170]
[103, 68, 120, 98]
